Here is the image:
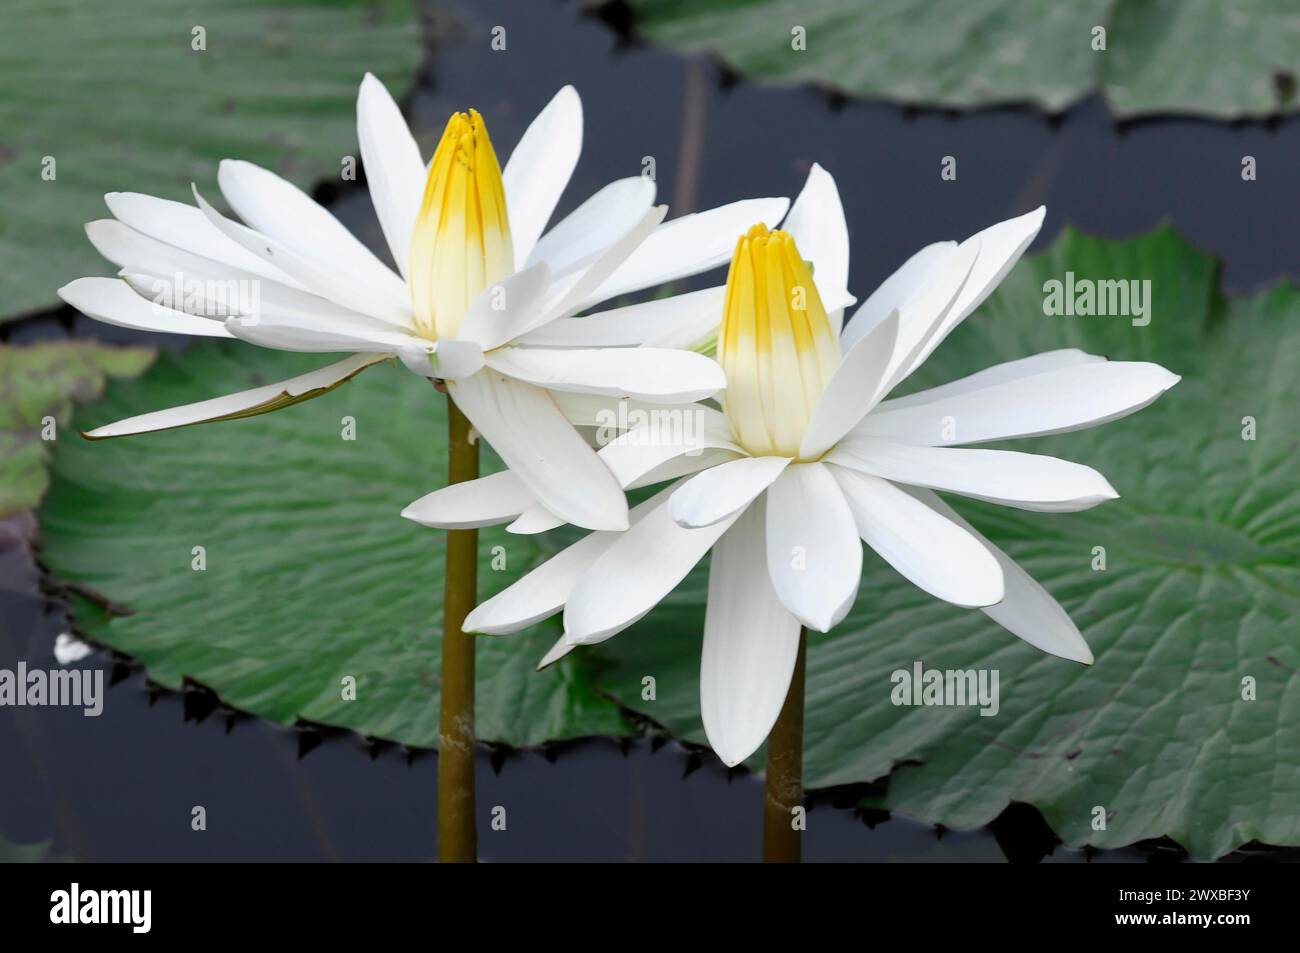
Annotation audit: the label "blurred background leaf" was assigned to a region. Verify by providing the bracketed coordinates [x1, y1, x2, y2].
[0, 0, 421, 322]
[620, 0, 1300, 118]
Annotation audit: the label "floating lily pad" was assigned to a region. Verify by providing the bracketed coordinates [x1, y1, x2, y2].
[0, 0, 422, 321]
[38, 345, 633, 747]
[624, 0, 1300, 118]
[0, 342, 154, 516]
[594, 226, 1300, 858]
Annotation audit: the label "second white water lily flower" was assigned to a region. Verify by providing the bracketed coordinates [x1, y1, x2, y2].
[424, 165, 1179, 766]
[58, 75, 788, 530]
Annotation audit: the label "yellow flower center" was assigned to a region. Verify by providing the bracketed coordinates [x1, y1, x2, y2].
[409, 110, 514, 340]
[719, 224, 841, 458]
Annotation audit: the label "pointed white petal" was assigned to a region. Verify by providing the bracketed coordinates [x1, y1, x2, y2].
[669, 455, 788, 528]
[798, 309, 899, 459]
[782, 163, 849, 305]
[903, 487, 1092, 663]
[521, 285, 725, 349]
[700, 498, 803, 767]
[467, 487, 672, 635]
[486, 345, 724, 403]
[828, 465, 1004, 608]
[502, 85, 583, 265]
[506, 504, 566, 535]
[578, 196, 791, 309]
[829, 436, 1119, 512]
[103, 192, 302, 287]
[536, 205, 667, 324]
[537, 635, 578, 670]
[877, 237, 980, 395]
[764, 462, 862, 631]
[448, 371, 628, 531]
[191, 185, 410, 326]
[217, 159, 410, 312]
[859, 358, 1180, 446]
[455, 262, 552, 351]
[82, 353, 385, 439]
[892, 206, 1047, 386]
[564, 491, 739, 644]
[525, 176, 656, 277]
[401, 470, 534, 530]
[839, 241, 956, 352]
[59, 277, 234, 338]
[357, 73, 426, 278]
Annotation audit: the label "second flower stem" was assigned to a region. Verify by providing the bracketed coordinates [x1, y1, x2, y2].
[439, 392, 479, 863]
[763, 627, 807, 863]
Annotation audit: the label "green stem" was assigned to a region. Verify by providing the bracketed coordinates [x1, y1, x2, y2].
[763, 627, 807, 863]
[439, 392, 479, 863]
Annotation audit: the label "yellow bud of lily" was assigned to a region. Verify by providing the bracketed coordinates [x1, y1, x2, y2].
[718, 224, 841, 458]
[409, 110, 514, 339]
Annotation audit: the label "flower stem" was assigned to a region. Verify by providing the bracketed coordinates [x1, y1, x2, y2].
[763, 627, 807, 863]
[439, 392, 479, 863]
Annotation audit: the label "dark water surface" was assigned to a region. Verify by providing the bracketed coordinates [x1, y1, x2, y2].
[3, 0, 1299, 862]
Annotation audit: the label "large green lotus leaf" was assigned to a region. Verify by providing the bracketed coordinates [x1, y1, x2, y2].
[37, 344, 633, 747]
[0, 0, 420, 321]
[624, 0, 1300, 118]
[593, 226, 1300, 858]
[0, 343, 154, 517]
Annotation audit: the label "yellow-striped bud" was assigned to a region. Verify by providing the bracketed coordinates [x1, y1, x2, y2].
[718, 224, 841, 457]
[409, 110, 514, 339]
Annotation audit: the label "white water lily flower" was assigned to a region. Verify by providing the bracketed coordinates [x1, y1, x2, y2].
[412, 165, 1179, 767]
[57, 75, 789, 531]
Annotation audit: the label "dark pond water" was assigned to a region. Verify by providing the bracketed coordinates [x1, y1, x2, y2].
[3, 0, 1299, 862]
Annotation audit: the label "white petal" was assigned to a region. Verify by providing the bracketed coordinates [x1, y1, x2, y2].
[59, 277, 234, 338]
[502, 85, 582, 265]
[829, 436, 1119, 512]
[549, 391, 710, 427]
[798, 309, 899, 459]
[191, 185, 410, 326]
[454, 262, 552, 351]
[506, 504, 566, 535]
[827, 465, 1004, 608]
[875, 348, 1103, 411]
[764, 462, 862, 631]
[521, 285, 725, 349]
[839, 241, 955, 352]
[466, 486, 672, 635]
[782, 163, 849, 308]
[577, 197, 791, 309]
[593, 407, 740, 485]
[401, 470, 534, 529]
[859, 358, 1180, 446]
[103, 192, 302, 287]
[891, 206, 1047, 386]
[903, 487, 1092, 663]
[536, 205, 667, 324]
[217, 159, 410, 313]
[82, 353, 385, 439]
[226, 320, 408, 353]
[877, 237, 980, 395]
[357, 73, 426, 278]
[537, 635, 577, 670]
[485, 345, 725, 403]
[525, 176, 656, 277]
[448, 371, 628, 531]
[564, 491, 740, 644]
[669, 455, 788, 528]
[700, 498, 803, 767]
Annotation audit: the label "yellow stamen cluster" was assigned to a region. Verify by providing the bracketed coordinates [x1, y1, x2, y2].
[409, 110, 514, 339]
[719, 224, 841, 457]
